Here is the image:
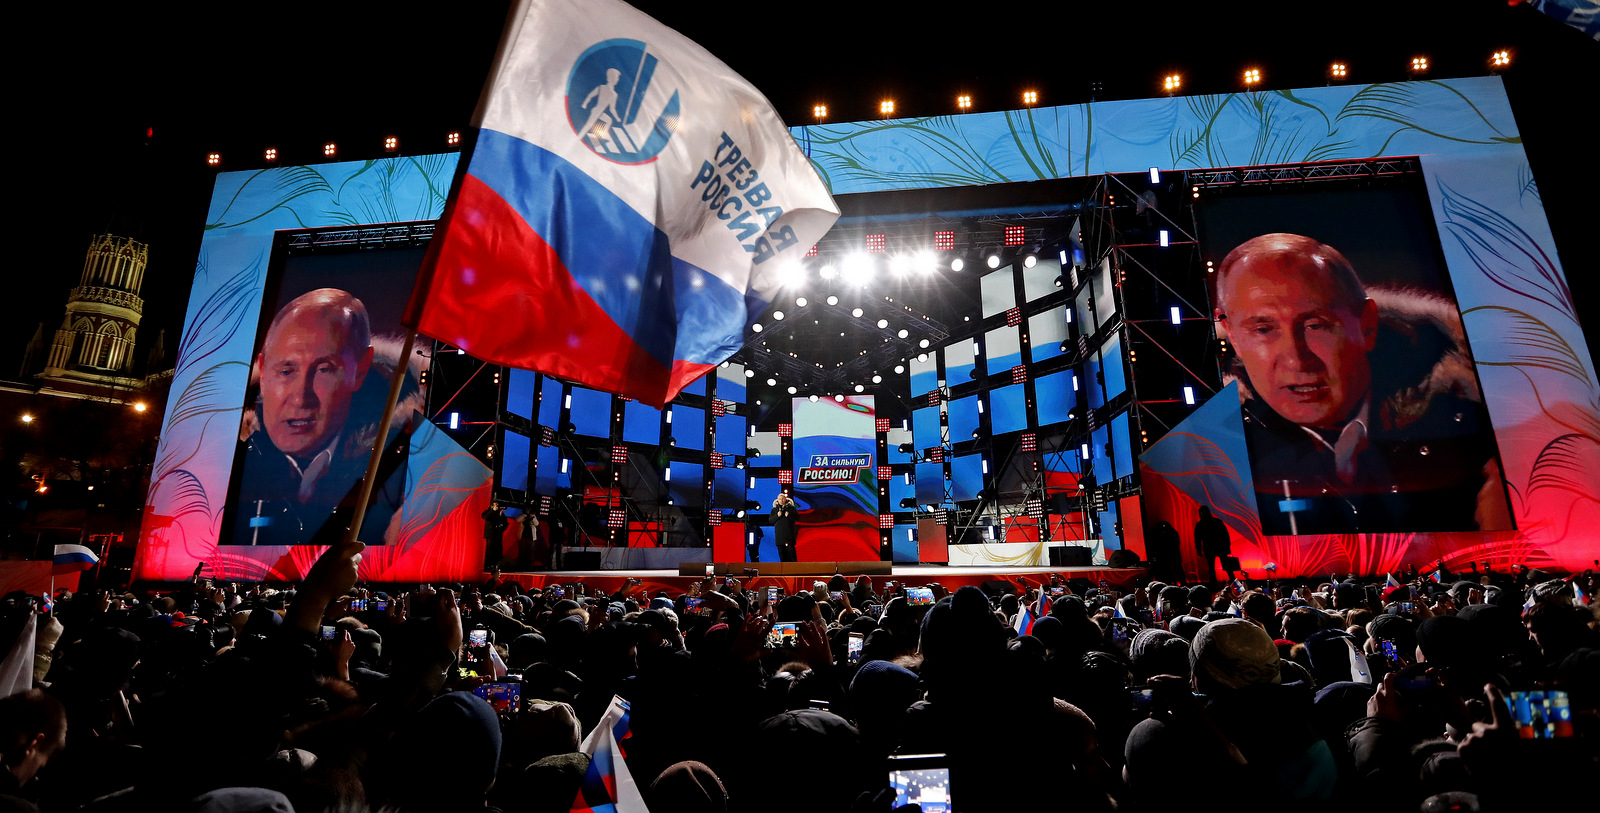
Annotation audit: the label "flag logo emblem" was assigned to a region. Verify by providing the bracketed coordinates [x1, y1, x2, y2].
[566, 39, 681, 164]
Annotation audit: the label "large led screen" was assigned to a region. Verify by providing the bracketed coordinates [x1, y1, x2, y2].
[1200, 183, 1512, 535]
[791, 396, 879, 560]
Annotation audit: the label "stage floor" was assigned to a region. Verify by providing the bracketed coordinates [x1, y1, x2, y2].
[494, 565, 1148, 592]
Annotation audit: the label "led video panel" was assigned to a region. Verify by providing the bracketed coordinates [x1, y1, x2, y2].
[985, 325, 1021, 372]
[507, 369, 537, 421]
[980, 266, 1016, 317]
[501, 429, 531, 491]
[1029, 305, 1069, 363]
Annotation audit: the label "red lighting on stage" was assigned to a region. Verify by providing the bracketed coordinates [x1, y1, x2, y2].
[778, 423, 792, 438]
[878, 466, 893, 480]
[876, 418, 892, 433]
[1004, 225, 1026, 246]
[879, 514, 895, 529]
[934, 230, 955, 250]
[806, 244, 818, 257]
[1020, 432, 1037, 452]
[866, 234, 886, 253]
[1243, 68, 1261, 86]
[778, 469, 793, 484]
[608, 510, 626, 529]
[1011, 365, 1027, 384]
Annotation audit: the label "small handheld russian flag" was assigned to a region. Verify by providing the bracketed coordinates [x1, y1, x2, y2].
[52, 544, 99, 575]
[1386, 573, 1401, 588]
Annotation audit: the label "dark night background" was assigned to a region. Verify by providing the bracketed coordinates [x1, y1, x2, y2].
[11, 0, 1597, 377]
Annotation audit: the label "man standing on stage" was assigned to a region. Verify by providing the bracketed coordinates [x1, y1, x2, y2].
[772, 492, 799, 563]
[482, 501, 508, 571]
[1194, 505, 1234, 584]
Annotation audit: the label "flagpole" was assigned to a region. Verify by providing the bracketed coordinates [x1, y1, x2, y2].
[342, 327, 418, 547]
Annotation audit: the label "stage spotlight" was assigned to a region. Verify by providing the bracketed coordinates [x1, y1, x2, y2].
[264, 147, 278, 162]
[986, 254, 1000, 269]
[446, 131, 461, 145]
[915, 250, 937, 273]
[897, 442, 915, 454]
[132, 401, 148, 413]
[813, 103, 828, 119]
[833, 394, 844, 402]
[1243, 68, 1261, 86]
[796, 296, 807, 307]
[788, 386, 797, 394]
[889, 254, 911, 275]
[1410, 56, 1429, 74]
[752, 323, 763, 332]
[745, 369, 755, 378]
[1163, 74, 1181, 93]
[880, 99, 895, 116]
[951, 258, 964, 272]
[877, 319, 889, 329]
[855, 384, 865, 393]
[736, 509, 746, 519]
[852, 307, 864, 318]
[767, 378, 776, 386]
[956, 94, 972, 110]
[1022, 89, 1038, 105]
[1023, 254, 1037, 268]
[384, 135, 399, 153]
[900, 497, 918, 509]
[872, 374, 882, 384]
[773, 310, 785, 320]
[894, 365, 904, 374]
[1054, 274, 1064, 288]
[1490, 50, 1511, 69]
[809, 394, 819, 402]
[20, 414, 33, 424]
[1329, 62, 1348, 81]
[323, 142, 338, 157]
[898, 329, 909, 339]
[919, 339, 930, 348]
[917, 353, 928, 362]
[842, 253, 873, 286]
[206, 152, 221, 166]
[820, 264, 837, 280]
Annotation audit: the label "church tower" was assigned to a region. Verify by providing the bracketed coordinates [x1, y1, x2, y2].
[39, 234, 149, 394]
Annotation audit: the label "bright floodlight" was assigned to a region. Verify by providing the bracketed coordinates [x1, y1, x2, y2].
[877, 319, 889, 329]
[813, 104, 828, 119]
[819, 264, 837, 280]
[880, 99, 895, 116]
[1023, 254, 1037, 268]
[898, 329, 909, 338]
[919, 339, 930, 348]
[810, 394, 820, 401]
[745, 369, 755, 378]
[872, 375, 882, 384]
[1244, 68, 1261, 85]
[796, 296, 808, 307]
[1171, 306, 1182, 325]
[842, 253, 873, 286]
[449, 412, 460, 429]
[834, 394, 845, 401]
[1149, 167, 1161, 183]
[951, 258, 964, 272]
[1081, 443, 1090, 460]
[852, 307, 864, 318]
[855, 385, 864, 392]
[752, 323, 763, 332]
[889, 254, 911, 275]
[767, 378, 777, 386]
[826, 295, 839, 306]
[914, 250, 936, 273]
[894, 365, 904, 374]
[917, 353, 928, 362]
[1159, 229, 1170, 247]
[788, 386, 798, 394]
[986, 254, 1000, 269]
[1184, 386, 1196, 405]
[773, 310, 784, 320]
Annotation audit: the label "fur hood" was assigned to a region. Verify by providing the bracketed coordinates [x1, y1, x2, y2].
[1227, 286, 1483, 434]
[239, 333, 428, 459]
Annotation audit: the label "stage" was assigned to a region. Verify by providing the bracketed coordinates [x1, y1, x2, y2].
[491, 564, 1148, 594]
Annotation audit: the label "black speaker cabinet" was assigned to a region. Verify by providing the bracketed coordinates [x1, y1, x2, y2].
[1050, 546, 1092, 566]
[564, 551, 602, 570]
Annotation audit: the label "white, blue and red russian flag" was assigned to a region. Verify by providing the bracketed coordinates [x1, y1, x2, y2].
[570, 695, 645, 813]
[52, 544, 98, 575]
[414, 0, 838, 407]
[1385, 573, 1401, 589]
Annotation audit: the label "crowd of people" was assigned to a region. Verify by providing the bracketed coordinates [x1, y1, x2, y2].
[2, 542, 1595, 812]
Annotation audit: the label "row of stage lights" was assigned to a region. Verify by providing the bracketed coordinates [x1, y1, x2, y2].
[813, 51, 1515, 120]
[205, 131, 463, 168]
[203, 51, 1516, 166]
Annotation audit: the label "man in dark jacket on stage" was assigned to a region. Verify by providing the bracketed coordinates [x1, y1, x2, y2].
[1195, 506, 1233, 584]
[772, 492, 798, 562]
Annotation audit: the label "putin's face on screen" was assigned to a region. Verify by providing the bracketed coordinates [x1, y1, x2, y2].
[255, 291, 373, 459]
[1216, 235, 1378, 430]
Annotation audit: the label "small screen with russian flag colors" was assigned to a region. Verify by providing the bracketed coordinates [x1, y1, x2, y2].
[791, 396, 878, 560]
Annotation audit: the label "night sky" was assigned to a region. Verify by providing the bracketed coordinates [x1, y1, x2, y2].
[15, 1, 1596, 377]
